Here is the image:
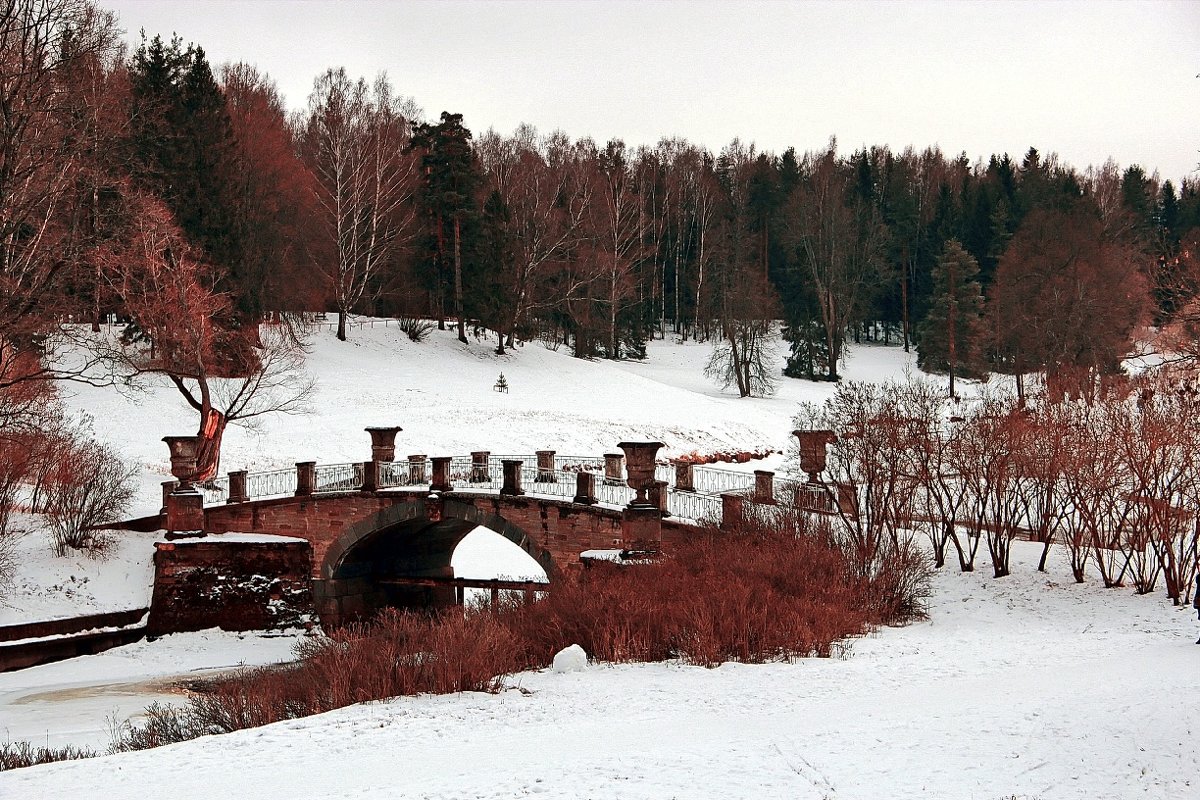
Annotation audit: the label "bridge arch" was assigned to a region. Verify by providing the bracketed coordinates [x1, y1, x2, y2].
[314, 498, 556, 625]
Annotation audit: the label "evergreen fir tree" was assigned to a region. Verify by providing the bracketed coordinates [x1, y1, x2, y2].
[917, 239, 985, 398]
[411, 112, 481, 344]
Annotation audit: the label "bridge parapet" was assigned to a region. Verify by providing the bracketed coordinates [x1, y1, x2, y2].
[186, 455, 742, 525]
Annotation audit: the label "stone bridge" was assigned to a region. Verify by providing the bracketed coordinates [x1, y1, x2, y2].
[145, 429, 821, 630]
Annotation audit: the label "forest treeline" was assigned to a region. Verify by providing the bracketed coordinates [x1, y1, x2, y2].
[4, 0, 1200, 410]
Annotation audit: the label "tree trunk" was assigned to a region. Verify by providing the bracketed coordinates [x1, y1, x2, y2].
[454, 216, 466, 344]
[337, 309, 347, 341]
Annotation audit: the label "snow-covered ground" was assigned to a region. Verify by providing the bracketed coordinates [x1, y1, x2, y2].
[4, 323, 1194, 798]
[57, 321, 924, 517]
[3, 542, 1197, 799]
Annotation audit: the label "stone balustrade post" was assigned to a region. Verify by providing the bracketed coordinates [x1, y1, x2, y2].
[603, 453, 624, 486]
[721, 493, 745, 531]
[673, 460, 695, 492]
[227, 470, 247, 504]
[361, 460, 379, 492]
[621, 505, 662, 553]
[535, 450, 557, 482]
[650, 480, 670, 516]
[753, 470, 776, 505]
[295, 461, 316, 496]
[407, 454, 427, 485]
[500, 459, 525, 496]
[431, 457, 453, 492]
[364, 426, 402, 462]
[573, 471, 597, 505]
[470, 451, 491, 483]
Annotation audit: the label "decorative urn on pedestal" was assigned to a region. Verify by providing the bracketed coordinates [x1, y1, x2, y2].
[792, 429, 836, 484]
[162, 436, 201, 489]
[617, 441, 665, 508]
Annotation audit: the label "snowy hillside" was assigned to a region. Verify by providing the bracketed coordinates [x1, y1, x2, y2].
[58, 320, 923, 516]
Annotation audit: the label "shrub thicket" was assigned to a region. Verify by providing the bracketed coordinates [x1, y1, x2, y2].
[99, 518, 926, 756]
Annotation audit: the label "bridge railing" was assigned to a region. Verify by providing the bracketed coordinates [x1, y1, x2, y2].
[594, 480, 636, 508]
[690, 466, 756, 495]
[667, 491, 724, 522]
[523, 466, 578, 501]
[205, 455, 779, 525]
[378, 460, 409, 488]
[246, 468, 297, 499]
[315, 463, 364, 492]
[554, 455, 604, 473]
[199, 476, 229, 505]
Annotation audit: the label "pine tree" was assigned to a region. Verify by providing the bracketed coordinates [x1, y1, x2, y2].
[128, 38, 247, 319]
[411, 112, 481, 344]
[176, 47, 247, 318]
[478, 188, 514, 353]
[127, 34, 188, 195]
[917, 239, 985, 398]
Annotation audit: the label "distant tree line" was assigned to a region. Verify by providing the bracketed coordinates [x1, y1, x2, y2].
[4, 0, 1200, 412]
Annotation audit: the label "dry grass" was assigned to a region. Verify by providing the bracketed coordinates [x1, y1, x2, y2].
[0, 740, 98, 771]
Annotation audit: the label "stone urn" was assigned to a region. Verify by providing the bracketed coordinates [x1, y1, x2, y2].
[618, 441, 664, 507]
[162, 436, 201, 489]
[365, 426, 402, 462]
[792, 429, 836, 483]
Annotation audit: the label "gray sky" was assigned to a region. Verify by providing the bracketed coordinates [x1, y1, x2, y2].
[104, 0, 1199, 182]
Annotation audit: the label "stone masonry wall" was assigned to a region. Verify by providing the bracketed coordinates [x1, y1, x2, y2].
[147, 538, 314, 635]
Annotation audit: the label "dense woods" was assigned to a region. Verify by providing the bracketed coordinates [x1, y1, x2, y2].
[3, 1, 1200, 405]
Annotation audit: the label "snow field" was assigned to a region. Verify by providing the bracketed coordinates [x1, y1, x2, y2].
[3, 323, 1194, 798]
[2, 542, 1196, 799]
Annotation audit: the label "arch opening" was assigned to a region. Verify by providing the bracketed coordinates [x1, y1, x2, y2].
[314, 500, 554, 626]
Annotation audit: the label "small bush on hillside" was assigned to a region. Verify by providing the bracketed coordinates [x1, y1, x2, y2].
[0, 740, 98, 771]
[397, 316, 434, 343]
[42, 427, 136, 557]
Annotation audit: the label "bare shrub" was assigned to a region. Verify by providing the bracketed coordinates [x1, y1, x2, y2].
[107, 703, 196, 752]
[113, 612, 521, 748]
[0, 437, 33, 593]
[397, 316, 434, 343]
[0, 740, 98, 771]
[110, 514, 927, 753]
[42, 429, 136, 557]
[500, 516, 922, 668]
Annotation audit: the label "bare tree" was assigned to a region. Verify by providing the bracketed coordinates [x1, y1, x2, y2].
[705, 274, 780, 398]
[591, 139, 651, 359]
[299, 69, 419, 341]
[477, 127, 594, 349]
[892, 378, 964, 569]
[0, 1, 121, 388]
[93, 192, 312, 479]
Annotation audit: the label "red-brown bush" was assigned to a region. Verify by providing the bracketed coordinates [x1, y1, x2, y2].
[499, 520, 904, 668]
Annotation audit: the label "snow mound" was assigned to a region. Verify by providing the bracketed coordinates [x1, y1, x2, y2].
[551, 643, 588, 673]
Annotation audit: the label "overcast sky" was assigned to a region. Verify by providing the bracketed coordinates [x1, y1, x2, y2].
[103, 0, 1199, 183]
